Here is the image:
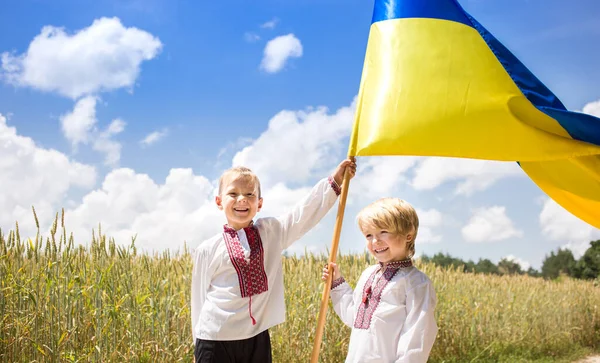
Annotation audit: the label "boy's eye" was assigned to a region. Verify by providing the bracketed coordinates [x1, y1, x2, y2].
[365, 234, 372, 238]
[380, 231, 388, 234]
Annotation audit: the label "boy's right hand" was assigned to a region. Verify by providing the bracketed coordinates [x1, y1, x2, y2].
[332, 158, 357, 186]
[322, 262, 342, 282]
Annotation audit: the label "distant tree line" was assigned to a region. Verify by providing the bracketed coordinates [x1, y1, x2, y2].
[420, 240, 600, 281]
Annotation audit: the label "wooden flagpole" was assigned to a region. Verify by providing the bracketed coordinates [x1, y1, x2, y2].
[310, 158, 354, 363]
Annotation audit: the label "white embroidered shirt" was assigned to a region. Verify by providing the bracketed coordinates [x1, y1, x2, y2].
[330, 261, 438, 362]
[191, 177, 340, 341]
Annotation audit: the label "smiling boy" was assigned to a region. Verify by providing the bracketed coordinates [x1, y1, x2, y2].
[191, 159, 356, 363]
[322, 197, 438, 362]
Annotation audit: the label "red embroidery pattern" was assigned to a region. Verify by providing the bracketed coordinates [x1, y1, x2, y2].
[328, 176, 341, 196]
[223, 224, 269, 298]
[353, 260, 413, 330]
[385, 259, 413, 269]
[331, 277, 346, 290]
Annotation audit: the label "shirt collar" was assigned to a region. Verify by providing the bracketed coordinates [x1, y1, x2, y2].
[379, 258, 413, 270]
[223, 221, 255, 233]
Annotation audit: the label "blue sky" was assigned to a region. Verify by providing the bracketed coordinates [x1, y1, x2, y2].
[1, 0, 599, 270]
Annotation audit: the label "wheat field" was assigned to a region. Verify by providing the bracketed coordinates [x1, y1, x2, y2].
[1, 212, 599, 362]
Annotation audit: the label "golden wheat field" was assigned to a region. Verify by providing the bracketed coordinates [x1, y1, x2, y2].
[1, 212, 599, 362]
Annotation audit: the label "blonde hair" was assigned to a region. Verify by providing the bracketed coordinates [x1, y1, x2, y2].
[218, 166, 262, 198]
[356, 198, 419, 258]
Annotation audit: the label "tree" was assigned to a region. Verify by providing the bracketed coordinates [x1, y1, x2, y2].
[574, 240, 600, 280]
[541, 248, 576, 279]
[498, 258, 523, 275]
[463, 260, 476, 273]
[427, 252, 475, 272]
[475, 258, 500, 275]
[526, 267, 541, 278]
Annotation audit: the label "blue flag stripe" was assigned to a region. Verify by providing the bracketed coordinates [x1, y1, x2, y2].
[372, 0, 473, 27]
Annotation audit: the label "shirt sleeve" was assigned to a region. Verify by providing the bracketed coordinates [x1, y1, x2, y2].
[329, 278, 357, 328]
[190, 244, 214, 341]
[276, 177, 340, 250]
[395, 280, 438, 363]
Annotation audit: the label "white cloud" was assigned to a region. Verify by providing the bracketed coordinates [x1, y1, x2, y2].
[232, 101, 355, 188]
[258, 183, 312, 218]
[582, 99, 600, 117]
[0, 113, 96, 237]
[1, 17, 162, 99]
[411, 158, 523, 195]
[504, 254, 531, 271]
[106, 119, 125, 134]
[539, 198, 600, 257]
[93, 119, 126, 166]
[140, 128, 168, 147]
[462, 206, 523, 242]
[563, 241, 595, 259]
[216, 137, 254, 161]
[260, 34, 303, 73]
[60, 98, 125, 166]
[416, 208, 444, 244]
[260, 18, 279, 29]
[60, 95, 97, 147]
[65, 168, 222, 251]
[244, 32, 260, 43]
[351, 156, 418, 199]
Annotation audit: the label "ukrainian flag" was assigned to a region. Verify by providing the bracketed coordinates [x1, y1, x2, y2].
[349, 0, 600, 229]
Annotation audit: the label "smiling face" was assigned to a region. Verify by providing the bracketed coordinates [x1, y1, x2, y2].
[361, 224, 412, 264]
[356, 198, 420, 263]
[216, 173, 263, 230]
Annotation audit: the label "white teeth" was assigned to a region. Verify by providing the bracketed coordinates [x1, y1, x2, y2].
[374, 247, 389, 253]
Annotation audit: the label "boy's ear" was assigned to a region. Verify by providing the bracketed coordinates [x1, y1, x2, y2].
[257, 197, 263, 211]
[406, 228, 416, 242]
[215, 196, 223, 210]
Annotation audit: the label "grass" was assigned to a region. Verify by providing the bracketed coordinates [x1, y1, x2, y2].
[1, 211, 598, 362]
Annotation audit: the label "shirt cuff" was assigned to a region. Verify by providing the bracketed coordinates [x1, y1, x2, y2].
[331, 276, 346, 290]
[327, 176, 341, 196]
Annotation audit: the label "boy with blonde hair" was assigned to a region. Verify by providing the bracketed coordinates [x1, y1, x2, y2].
[322, 198, 438, 362]
[192, 159, 356, 363]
